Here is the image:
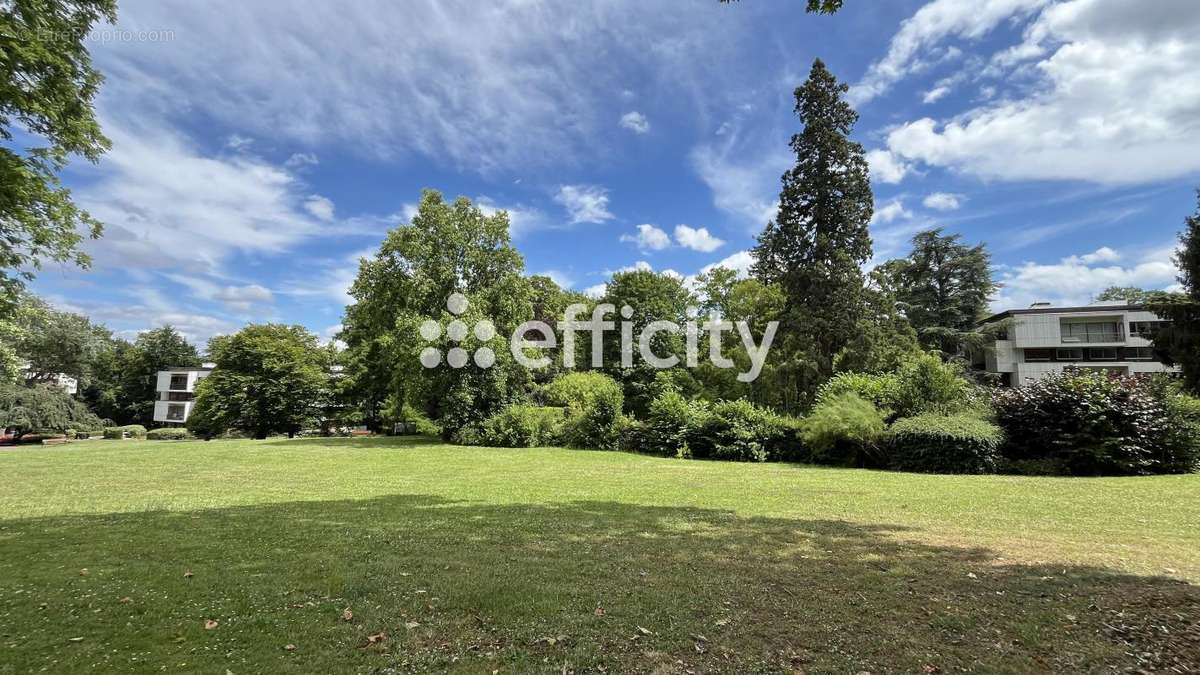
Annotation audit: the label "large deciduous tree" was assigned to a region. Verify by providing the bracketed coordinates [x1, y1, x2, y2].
[877, 228, 997, 356]
[1149, 191, 1200, 393]
[188, 324, 330, 439]
[118, 326, 201, 425]
[1, 0, 115, 312]
[752, 59, 873, 406]
[341, 190, 532, 437]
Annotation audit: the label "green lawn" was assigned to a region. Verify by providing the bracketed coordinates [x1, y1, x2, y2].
[1, 437, 1197, 673]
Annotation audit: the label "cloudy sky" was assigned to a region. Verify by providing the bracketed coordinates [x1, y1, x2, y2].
[31, 0, 1200, 346]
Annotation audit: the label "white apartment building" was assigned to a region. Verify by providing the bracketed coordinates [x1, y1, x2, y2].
[152, 365, 214, 424]
[975, 301, 1178, 386]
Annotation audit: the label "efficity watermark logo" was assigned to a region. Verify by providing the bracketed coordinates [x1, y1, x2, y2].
[418, 293, 778, 382]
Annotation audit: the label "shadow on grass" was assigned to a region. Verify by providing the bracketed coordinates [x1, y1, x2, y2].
[255, 435, 443, 449]
[0, 495, 1196, 674]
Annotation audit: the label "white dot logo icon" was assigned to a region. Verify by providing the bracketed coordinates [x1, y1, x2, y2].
[416, 294, 498, 369]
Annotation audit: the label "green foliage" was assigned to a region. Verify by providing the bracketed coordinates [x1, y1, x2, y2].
[342, 190, 532, 435]
[891, 352, 974, 418]
[835, 280, 922, 375]
[800, 393, 886, 467]
[816, 371, 902, 414]
[102, 425, 144, 440]
[146, 428, 191, 441]
[0, 0, 116, 308]
[1095, 286, 1150, 304]
[467, 405, 566, 448]
[639, 390, 710, 458]
[600, 269, 694, 416]
[1147, 191, 1200, 393]
[187, 324, 330, 439]
[993, 371, 1195, 476]
[0, 383, 101, 438]
[886, 414, 1003, 474]
[542, 372, 625, 450]
[752, 59, 873, 406]
[694, 399, 801, 463]
[876, 229, 997, 356]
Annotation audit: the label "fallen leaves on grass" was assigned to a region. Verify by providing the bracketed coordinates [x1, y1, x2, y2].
[341, 607, 353, 622]
[594, 607, 605, 616]
[118, 597, 132, 604]
[404, 621, 420, 630]
[183, 570, 194, 579]
[204, 620, 218, 630]
[284, 644, 296, 651]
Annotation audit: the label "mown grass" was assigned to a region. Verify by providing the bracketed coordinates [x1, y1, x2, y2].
[0, 436, 1197, 673]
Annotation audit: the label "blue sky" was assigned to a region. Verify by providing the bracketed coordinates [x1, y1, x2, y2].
[30, 0, 1200, 347]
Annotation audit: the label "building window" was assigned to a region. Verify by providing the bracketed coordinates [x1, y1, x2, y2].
[1087, 347, 1119, 361]
[1125, 347, 1154, 361]
[166, 404, 186, 421]
[1061, 320, 1122, 343]
[1056, 348, 1083, 361]
[1130, 320, 1170, 338]
[1025, 348, 1053, 362]
[167, 391, 194, 402]
[169, 374, 188, 390]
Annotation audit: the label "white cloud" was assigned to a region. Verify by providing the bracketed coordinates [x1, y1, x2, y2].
[922, 192, 963, 210]
[1074, 246, 1121, 264]
[620, 224, 671, 251]
[865, 149, 911, 185]
[535, 270, 575, 289]
[619, 111, 650, 134]
[555, 184, 614, 224]
[475, 196, 546, 239]
[699, 250, 755, 278]
[849, 0, 1050, 105]
[165, 274, 275, 313]
[304, 195, 336, 221]
[78, 119, 326, 275]
[284, 152, 319, 168]
[690, 137, 787, 229]
[225, 134, 254, 151]
[582, 283, 608, 299]
[992, 244, 1178, 310]
[870, 198, 913, 225]
[884, 0, 1200, 184]
[922, 86, 951, 104]
[673, 225, 725, 253]
[94, 1, 756, 174]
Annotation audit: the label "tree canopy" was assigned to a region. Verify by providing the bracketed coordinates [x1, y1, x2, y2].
[1, 0, 116, 312]
[752, 59, 873, 407]
[188, 324, 330, 439]
[877, 228, 997, 356]
[0, 382, 101, 439]
[1148, 191, 1200, 393]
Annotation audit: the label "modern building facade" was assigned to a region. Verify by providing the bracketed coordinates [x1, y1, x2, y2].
[974, 301, 1178, 386]
[152, 365, 214, 424]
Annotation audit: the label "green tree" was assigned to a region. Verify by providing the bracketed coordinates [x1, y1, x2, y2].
[188, 324, 330, 439]
[752, 59, 873, 406]
[835, 271, 922, 374]
[1, 0, 116, 311]
[1149, 191, 1200, 393]
[6, 294, 112, 387]
[878, 228, 998, 356]
[0, 382, 101, 441]
[118, 326, 201, 425]
[600, 269, 695, 415]
[1095, 286, 1150, 304]
[341, 190, 531, 436]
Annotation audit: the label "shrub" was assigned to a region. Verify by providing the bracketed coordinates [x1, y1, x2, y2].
[474, 405, 565, 448]
[800, 393, 887, 467]
[542, 372, 625, 450]
[695, 399, 802, 463]
[816, 372, 902, 414]
[892, 353, 973, 417]
[103, 424, 149, 440]
[64, 429, 76, 440]
[147, 428, 191, 441]
[886, 414, 1003, 474]
[638, 390, 710, 458]
[992, 371, 1194, 476]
